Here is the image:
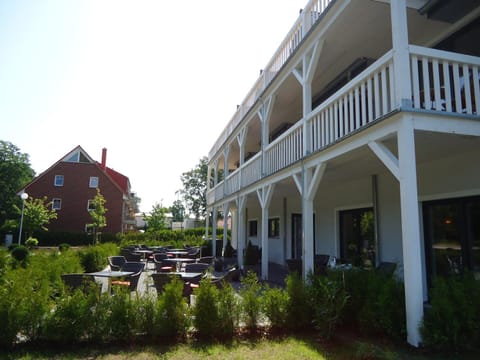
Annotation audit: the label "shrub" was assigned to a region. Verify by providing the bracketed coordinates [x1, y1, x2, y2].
[261, 285, 288, 330]
[308, 273, 349, 339]
[421, 274, 480, 352]
[78, 243, 118, 272]
[25, 237, 39, 248]
[341, 269, 406, 340]
[58, 243, 70, 252]
[240, 271, 262, 332]
[11, 245, 29, 266]
[106, 289, 141, 341]
[285, 272, 311, 331]
[154, 276, 188, 338]
[192, 277, 220, 339]
[217, 282, 239, 339]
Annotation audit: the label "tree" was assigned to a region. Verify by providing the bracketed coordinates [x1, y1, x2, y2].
[89, 188, 107, 244]
[15, 196, 57, 241]
[0, 141, 35, 229]
[145, 203, 167, 232]
[178, 157, 208, 220]
[170, 199, 185, 222]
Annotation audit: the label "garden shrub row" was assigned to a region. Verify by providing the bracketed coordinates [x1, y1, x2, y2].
[1, 245, 478, 353]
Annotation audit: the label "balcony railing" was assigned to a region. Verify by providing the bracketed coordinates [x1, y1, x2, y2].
[410, 45, 480, 115]
[208, 0, 334, 160]
[207, 47, 480, 205]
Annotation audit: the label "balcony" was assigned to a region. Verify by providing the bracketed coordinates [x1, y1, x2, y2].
[207, 46, 480, 205]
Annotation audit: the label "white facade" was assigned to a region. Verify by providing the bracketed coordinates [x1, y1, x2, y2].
[206, 0, 480, 347]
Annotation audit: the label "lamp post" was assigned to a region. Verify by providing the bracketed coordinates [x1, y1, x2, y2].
[18, 192, 28, 245]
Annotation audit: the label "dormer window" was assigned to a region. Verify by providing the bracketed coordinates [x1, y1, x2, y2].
[89, 176, 99, 188]
[54, 175, 64, 187]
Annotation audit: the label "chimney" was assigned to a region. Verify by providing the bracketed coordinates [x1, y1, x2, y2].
[101, 148, 107, 169]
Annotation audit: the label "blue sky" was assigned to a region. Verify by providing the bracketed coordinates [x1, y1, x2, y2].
[0, 0, 306, 212]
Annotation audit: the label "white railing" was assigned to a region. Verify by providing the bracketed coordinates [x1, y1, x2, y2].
[214, 183, 224, 203]
[308, 50, 395, 153]
[208, 0, 334, 160]
[410, 45, 480, 115]
[225, 170, 240, 195]
[206, 188, 215, 205]
[241, 152, 262, 188]
[265, 121, 304, 176]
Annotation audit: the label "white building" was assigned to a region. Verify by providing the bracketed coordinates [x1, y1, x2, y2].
[206, 0, 480, 347]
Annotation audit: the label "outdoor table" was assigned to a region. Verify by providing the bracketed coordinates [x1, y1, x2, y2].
[167, 250, 189, 257]
[85, 270, 134, 293]
[165, 257, 195, 271]
[169, 271, 203, 281]
[134, 249, 153, 261]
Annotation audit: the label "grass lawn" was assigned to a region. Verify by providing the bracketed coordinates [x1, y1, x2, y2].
[4, 331, 476, 360]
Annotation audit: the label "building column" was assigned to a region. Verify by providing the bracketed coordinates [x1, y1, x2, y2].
[294, 163, 326, 278]
[236, 195, 246, 269]
[222, 202, 230, 255]
[211, 206, 217, 257]
[257, 184, 274, 279]
[398, 119, 423, 347]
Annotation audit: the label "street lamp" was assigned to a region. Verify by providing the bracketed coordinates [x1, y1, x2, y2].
[18, 192, 28, 245]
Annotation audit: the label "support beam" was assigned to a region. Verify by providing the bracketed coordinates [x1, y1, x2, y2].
[303, 163, 326, 277]
[397, 118, 424, 347]
[257, 184, 274, 279]
[368, 141, 400, 181]
[222, 202, 230, 255]
[236, 195, 246, 269]
[391, 0, 412, 108]
[211, 206, 218, 257]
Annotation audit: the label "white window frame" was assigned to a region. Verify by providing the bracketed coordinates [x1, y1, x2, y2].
[89, 176, 99, 188]
[54, 175, 64, 187]
[52, 198, 62, 210]
[87, 200, 95, 211]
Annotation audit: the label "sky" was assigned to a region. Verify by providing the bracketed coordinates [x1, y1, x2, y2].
[0, 0, 307, 213]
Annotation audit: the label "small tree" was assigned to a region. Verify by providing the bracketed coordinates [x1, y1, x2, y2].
[15, 196, 57, 241]
[170, 199, 185, 222]
[145, 203, 168, 232]
[89, 188, 107, 244]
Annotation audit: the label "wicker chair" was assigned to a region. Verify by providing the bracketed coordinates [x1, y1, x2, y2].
[111, 262, 145, 292]
[108, 256, 127, 271]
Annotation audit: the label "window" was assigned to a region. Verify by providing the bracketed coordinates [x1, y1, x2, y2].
[89, 176, 99, 188]
[248, 220, 258, 236]
[52, 198, 62, 210]
[339, 208, 375, 268]
[54, 175, 64, 187]
[268, 218, 280, 238]
[85, 224, 93, 233]
[423, 196, 480, 285]
[87, 200, 95, 211]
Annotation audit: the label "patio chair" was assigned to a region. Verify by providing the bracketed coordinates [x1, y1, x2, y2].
[120, 248, 142, 262]
[314, 254, 331, 275]
[111, 262, 145, 292]
[151, 272, 193, 297]
[108, 256, 127, 271]
[211, 266, 240, 289]
[184, 262, 211, 274]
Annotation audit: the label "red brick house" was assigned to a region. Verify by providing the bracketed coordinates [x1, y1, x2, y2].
[20, 146, 138, 234]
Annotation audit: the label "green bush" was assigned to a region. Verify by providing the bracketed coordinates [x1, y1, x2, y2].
[421, 274, 480, 352]
[78, 243, 118, 272]
[58, 243, 70, 252]
[106, 289, 141, 341]
[192, 277, 220, 339]
[11, 245, 29, 266]
[308, 273, 349, 339]
[285, 272, 311, 331]
[240, 271, 262, 332]
[217, 283, 239, 339]
[261, 285, 289, 330]
[154, 276, 188, 338]
[341, 269, 406, 340]
[25, 237, 39, 248]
